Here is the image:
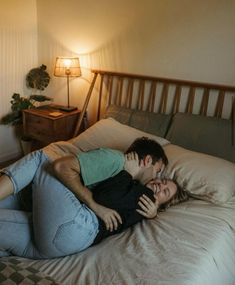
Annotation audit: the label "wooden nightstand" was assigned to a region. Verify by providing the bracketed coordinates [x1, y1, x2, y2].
[23, 105, 82, 146]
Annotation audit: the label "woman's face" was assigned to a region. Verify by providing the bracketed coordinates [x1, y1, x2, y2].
[146, 179, 177, 205]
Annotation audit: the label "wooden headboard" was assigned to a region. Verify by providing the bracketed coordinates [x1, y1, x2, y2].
[74, 70, 235, 137]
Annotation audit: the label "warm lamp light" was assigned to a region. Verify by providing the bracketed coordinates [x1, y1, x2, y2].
[54, 57, 81, 111]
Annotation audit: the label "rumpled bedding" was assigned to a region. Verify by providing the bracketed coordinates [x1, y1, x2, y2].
[10, 197, 235, 285]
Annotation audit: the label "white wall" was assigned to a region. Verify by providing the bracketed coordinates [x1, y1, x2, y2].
[36, 0, 235, 84]
[0, 0, 38, 162]
[36, 0, 235, 124]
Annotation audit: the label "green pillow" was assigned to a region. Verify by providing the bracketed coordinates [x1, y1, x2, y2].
[166, 113, 235, 163]
[130, 110, 172, 138]
[105, 105, 172, 138]
[104, 105, 133, 125]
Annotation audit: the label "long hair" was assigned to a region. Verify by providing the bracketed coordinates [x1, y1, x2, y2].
[158, 180, 189, 211]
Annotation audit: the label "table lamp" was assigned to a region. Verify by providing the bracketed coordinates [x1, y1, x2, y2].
[54, 57, 81, 111]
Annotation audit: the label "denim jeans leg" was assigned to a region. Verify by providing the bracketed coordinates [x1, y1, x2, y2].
[0, 209, 43, 258]
[0, 151, 99, 258]
[1, 150, 45, 194]
[32, 158, 99, 258]
[0, 195, 21, 209]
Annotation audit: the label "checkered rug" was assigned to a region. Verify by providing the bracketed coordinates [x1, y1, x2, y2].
[0, 258, 58, 285]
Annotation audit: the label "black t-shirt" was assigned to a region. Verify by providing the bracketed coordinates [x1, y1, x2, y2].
[92, 170, 155, 244]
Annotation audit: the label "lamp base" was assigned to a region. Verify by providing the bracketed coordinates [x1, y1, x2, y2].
[59, 105, 78, 112]
[50, 104, 77, 112]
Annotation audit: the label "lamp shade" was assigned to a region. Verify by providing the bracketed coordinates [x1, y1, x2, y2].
[54, 57, 81, 77]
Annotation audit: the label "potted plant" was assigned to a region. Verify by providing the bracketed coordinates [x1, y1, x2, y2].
[0, 64, 52, 154]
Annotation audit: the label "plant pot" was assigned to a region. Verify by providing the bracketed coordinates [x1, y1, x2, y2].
[20, 138, 32, 155]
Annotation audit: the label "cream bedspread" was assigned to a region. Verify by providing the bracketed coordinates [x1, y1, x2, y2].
[10, 117, 235, 285]
[13, 197, 235, 285]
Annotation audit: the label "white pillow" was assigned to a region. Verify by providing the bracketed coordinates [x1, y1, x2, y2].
[70, 117, 170, 152]
[163, 144, 235, 204]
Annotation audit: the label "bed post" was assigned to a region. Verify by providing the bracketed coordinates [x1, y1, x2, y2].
[73, 72, 98, 137]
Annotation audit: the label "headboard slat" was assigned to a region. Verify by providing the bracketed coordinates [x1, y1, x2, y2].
[137, 80, 145, 110]
[115, 77, 123, 106]
[200, 88, 210, 116]
[214, 91, 225, 118]
[172, 85, 182, 114]
[186, 87, 196, 114]
[147, 81, 157, 112]
[126, 79, 134, 108]
[108, 76, 113, 106]
[160, 83, 169, 114]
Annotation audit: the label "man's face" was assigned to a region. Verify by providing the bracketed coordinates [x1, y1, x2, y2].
[153, 159, 164, 178]
[146, 179, 177, 205]
[138, 157, 164, 184]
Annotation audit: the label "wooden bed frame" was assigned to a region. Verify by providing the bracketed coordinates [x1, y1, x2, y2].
[74, 70, 235, 140]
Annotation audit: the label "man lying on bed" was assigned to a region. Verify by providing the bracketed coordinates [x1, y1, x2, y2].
[0, 150, 187, 258]
[52, 137, 168, 232]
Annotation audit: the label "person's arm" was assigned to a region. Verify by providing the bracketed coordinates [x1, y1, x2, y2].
[53, 155, 122, 232]
[0, 174, 14, 200]
[124, 152, 142, 178]
[136, 194, 159, 218]
[124, 153, 159, 219]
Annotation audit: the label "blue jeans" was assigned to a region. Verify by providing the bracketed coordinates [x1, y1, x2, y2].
[0, 150, 99, 259]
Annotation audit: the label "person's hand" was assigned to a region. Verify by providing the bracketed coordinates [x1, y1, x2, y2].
[136, 194, 159, 219]
[94, 204, 122, 232]
[124, 152, 141, 178]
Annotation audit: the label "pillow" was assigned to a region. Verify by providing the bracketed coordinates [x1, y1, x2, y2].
[70, 117, 170, 152]
[163, 144, 235, 204]
[104, 105, 133, 125]
[129, 111, 172, 138]
[104, 105, 172, 138]
[166, 113, 235, 163]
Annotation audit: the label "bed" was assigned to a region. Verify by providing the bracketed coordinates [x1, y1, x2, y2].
[1, 70, 235, 285]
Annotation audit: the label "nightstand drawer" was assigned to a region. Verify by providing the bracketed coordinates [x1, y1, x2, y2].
[23, 106, 81, 145]
[26, 121, 53, 141]
[26, 114, 50, 126]
[23, 113, 54, 142]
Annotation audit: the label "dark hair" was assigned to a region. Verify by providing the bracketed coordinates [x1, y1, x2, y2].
[125, 137, 168, 166]
[158, 180, 189, 211]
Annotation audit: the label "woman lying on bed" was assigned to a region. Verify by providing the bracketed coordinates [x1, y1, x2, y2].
[0, 138, 188, 259]
[91, 168, 188, 245]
